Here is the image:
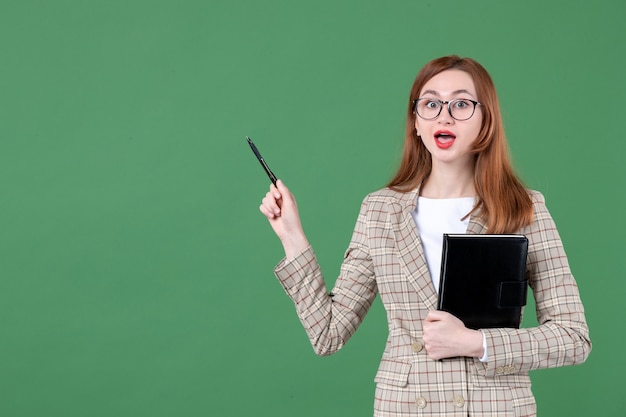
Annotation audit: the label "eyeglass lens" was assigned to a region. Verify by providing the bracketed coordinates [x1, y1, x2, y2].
[416, 99, 477, 121]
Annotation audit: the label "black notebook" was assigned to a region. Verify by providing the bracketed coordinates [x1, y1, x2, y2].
[437, 234, 529, 329]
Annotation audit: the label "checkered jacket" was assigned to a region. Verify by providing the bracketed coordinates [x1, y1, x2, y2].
[274, 187, 591, 416]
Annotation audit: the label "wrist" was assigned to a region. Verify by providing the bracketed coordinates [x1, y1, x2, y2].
[282, 234, 310, 260]
[467, 329, 485, 358]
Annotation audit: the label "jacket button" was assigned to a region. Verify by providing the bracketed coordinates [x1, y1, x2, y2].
[453, 395, 465, 408]
[416, 397, 427, 408]
[411, 341, 423, 352]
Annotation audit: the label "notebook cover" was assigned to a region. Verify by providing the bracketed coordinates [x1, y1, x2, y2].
[437, 234, 529, 329]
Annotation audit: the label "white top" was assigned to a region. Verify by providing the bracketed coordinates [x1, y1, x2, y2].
[411, 196, 475, 293]
[412, 196, 488, 361]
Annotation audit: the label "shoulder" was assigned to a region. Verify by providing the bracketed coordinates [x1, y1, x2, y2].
[364, 187, 404, 201]
[526, 189, 551, 218]
[356, 187, 417, 219]
[527, 189, 545, 205]
[363, 187, 417, 204]
[522, 189, 560, 236]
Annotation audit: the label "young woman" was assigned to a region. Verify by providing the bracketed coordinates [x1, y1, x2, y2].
[259, 55, 591, 417]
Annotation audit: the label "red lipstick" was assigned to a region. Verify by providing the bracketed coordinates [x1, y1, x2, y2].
[434, 130, 456, 149]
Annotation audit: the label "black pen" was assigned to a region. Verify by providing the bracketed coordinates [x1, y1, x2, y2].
[246, 136, 278, 186]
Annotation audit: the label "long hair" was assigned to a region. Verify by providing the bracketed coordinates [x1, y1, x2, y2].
[387, 55, 533, 234]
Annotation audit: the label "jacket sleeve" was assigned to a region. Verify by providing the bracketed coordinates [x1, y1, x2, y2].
[273, 196, 378, 356]
[476, 191, 592, 377]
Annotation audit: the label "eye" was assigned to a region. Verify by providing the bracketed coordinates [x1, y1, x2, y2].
[425, 100, 440, 109]
[453, 99, 471, 109]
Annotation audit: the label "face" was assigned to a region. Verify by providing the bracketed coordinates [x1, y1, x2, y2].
[414, 69, 482, 169]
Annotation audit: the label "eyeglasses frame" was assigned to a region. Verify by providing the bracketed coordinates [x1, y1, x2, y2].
[412, 98, 481, 121]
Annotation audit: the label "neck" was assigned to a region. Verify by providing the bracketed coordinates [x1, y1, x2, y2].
[420, 162, 475, 199]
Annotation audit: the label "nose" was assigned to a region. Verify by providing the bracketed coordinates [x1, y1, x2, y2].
[438, 104, 454, 124]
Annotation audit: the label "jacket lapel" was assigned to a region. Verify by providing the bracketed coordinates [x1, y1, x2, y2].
[390, 187, 438, 311]
[466, 210, 488, 235]
[390, 188, 489, 311]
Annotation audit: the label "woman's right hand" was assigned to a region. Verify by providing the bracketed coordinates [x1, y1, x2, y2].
[259, 180, 310, 259]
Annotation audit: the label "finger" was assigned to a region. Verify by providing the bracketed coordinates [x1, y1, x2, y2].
[270, 182, 281, 200]
[276, 180, 296, 203]
[276, 179, 299, 210]
[275, 179, 287, 193]
[259, 203, 277, 219]
[261, 192, 281, 217]
[425, 310, 444, 322]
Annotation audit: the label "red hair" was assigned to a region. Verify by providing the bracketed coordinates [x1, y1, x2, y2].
[387, 55, 533, 234]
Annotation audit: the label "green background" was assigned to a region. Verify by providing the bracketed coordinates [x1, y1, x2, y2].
[1, 0, 624, 416]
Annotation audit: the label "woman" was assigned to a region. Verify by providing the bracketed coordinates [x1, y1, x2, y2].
[259, 55, 591, 416]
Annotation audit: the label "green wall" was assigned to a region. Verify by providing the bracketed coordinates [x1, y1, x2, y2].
[1, 1, 624, 416]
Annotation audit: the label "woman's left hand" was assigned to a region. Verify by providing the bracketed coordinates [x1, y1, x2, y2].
[423, 310, 484, 360]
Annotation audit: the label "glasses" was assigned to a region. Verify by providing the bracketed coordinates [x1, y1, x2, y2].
[412, 98, 481, 121]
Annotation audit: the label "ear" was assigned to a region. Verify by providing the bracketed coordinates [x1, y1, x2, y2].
[414, 117, 420, 136]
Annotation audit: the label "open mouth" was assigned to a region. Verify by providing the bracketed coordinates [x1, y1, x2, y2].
[434, 130, 456, 149]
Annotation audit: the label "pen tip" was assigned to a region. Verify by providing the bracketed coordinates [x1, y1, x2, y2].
[246, 136, 251, 142]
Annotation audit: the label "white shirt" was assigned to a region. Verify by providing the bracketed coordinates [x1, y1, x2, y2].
[412, 196, 489, 361]
[412, 196, 475, 293]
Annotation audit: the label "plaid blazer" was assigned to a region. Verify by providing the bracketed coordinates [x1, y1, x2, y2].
[274, 187, 591, 417]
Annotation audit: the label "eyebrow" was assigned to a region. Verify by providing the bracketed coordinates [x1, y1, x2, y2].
[421, 89, 476, 98]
